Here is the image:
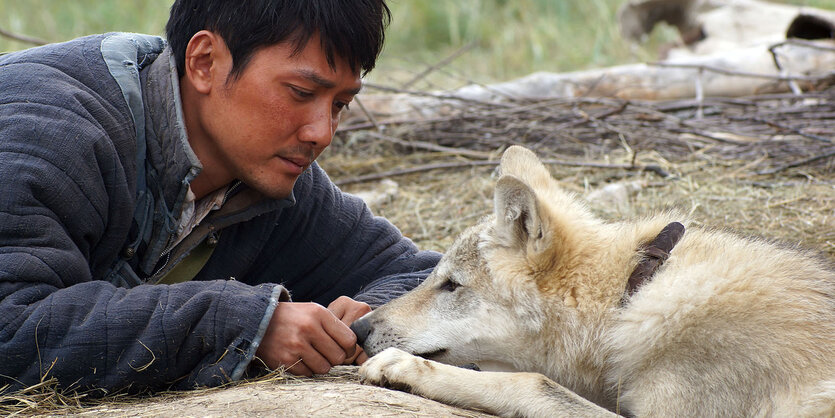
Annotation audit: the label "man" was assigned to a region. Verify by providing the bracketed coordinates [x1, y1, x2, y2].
[0, 0, 440, 395]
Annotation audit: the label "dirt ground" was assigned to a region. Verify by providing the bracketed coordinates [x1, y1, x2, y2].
[52, 367, 493, 417]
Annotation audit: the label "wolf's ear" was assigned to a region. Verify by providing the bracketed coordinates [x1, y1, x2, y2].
[498, 146, 550, 186]
[493, 175, 549, 253]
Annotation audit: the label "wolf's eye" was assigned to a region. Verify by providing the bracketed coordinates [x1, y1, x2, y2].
[439, 279, 461, 292]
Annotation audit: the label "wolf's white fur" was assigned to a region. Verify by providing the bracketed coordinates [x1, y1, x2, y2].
[357, 146, 835, 417]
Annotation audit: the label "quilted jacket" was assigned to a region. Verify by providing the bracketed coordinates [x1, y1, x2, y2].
[0, 33, 440, 394]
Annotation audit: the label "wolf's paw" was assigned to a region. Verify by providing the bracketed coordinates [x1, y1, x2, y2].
[359, 347, 427, 393]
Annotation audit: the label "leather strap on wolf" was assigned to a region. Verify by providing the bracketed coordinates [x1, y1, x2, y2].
[622, 221, 686, 305]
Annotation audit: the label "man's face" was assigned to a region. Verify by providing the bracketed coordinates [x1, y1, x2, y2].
[193, 33, 362, 199]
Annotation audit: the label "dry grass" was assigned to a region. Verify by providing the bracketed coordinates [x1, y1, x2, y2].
[0, 367, 302, 416]
[324, 89, 835, 257]
[0, 366, 492, 417]
[326, 153, 834, 257]
[3, 88, 833, 415]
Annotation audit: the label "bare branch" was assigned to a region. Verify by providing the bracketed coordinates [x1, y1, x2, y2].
[650, 61, 834, 82]
[335, 159, 669, 186]
[0, 26, 47, 46]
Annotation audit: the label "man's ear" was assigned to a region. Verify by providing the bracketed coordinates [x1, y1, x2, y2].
[183, 30, 228, 94]
[493, 175, 550, 254]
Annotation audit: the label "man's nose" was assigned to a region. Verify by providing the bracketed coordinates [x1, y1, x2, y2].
[350, 316, 372, 347]
[298, 107, 334, 148]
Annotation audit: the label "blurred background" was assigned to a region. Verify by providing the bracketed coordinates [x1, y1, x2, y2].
[1, 0, 833, 258]
[1, 0, 832, 88]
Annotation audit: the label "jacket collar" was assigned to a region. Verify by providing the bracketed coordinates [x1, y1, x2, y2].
[141, 46, 201, 209]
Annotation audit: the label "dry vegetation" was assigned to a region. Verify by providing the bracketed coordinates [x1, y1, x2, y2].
[324, 88, 835, 258]
[0, 367, 493, 417]
[6, 83, 832, 418]
[2, 80, 833, 418]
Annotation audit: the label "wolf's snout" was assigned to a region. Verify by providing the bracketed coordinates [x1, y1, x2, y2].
[350, 317, 372, 347]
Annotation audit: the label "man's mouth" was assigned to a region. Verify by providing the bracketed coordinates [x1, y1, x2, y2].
[278, 155, 313, 173]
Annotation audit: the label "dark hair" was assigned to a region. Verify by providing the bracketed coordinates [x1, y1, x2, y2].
[165, 0, 391, 78]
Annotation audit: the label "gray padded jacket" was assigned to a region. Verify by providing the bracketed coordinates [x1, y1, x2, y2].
[0, 33, 440, 395]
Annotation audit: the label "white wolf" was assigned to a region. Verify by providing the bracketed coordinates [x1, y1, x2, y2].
[353, 146, 835, 417]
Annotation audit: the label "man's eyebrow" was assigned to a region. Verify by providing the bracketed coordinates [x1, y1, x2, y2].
[295, 69, 362, 95]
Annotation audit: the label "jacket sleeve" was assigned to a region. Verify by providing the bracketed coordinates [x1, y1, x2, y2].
[0, 50, 285, 395]
[241, 163, 442, 308]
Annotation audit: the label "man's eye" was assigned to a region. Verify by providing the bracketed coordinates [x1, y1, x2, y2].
[291, 86, 313, 98]
[439, 279, 461, 292]
[335, 101, 350, 110]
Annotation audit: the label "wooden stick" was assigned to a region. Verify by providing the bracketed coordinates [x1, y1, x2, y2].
[363, 82, 514, 108]
[650, 61, 835, 82]
[351, 97, 380, 131]
[363, 131, 493, 159]
[0, 26, 47, 46]
[334, 159, 670, 186]
[401, 42, 476, 89]
[757, 147, 835, 175]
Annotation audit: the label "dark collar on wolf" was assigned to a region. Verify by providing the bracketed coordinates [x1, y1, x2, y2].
[620, 222, 685, 306]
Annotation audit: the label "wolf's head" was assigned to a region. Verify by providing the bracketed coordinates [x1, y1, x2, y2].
[352, 146, 630, 371]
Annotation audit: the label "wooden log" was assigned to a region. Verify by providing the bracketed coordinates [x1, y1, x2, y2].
[344, 0, 835, 123]
[348, 39, 835, 122]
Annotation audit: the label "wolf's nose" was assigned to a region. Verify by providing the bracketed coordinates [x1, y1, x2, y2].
[350, 317, 372, 347]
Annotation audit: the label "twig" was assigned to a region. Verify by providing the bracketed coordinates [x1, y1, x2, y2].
[335, 159, 669, 186]
[0, 26, 47, 46]
[129, 340, 156, 372]
[575, 103, 634, 140]
[651, 61, 835, 82]
[740, 116, 833, 145]
[363, 131, 492, 159]
[756, 147, 835, 175]
[595, 100, 629, 119]
[363, 81, 513, 108]
[338, 98, 562, 132]
[401, 42, 476, 89]
[695, 67, 705, 119]
[338, 96, 573, 133]
[351, 97, 379, 131]
[769, 39, 835, 55]
[336, 81, 834, 177]
[769, 42, 804, 95]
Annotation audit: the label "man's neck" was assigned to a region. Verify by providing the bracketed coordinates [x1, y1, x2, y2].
[179, 74, 233, 200]
[189, 173, 231, 200]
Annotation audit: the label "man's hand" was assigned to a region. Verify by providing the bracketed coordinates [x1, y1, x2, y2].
[256, 302, 358, 376]
[327, 296, 372, 365]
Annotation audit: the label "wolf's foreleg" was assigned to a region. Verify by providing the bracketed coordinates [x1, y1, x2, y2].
[359, 347, 618, 418]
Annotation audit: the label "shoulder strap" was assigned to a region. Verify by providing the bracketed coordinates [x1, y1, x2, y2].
[155, 233, 218, 285]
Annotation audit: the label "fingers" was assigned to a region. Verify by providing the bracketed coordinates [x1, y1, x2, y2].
[311, 324, 354, 366]
[280, 342, 333, 376]
[344, 346, 368, 365]
[320, 307, 358, 358]
[256, 302, 360, 376]
[326, 297, 373, 367]
[295, 311, 356, 373]
[266, 337, 330, 376]
[299, 346, 333, 376]
[355, 350, 369, 365]
[327, 296, 371, 325]
[327, 296, 349, 319]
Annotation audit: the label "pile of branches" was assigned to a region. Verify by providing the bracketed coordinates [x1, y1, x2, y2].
[336, 86, 835, 184]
